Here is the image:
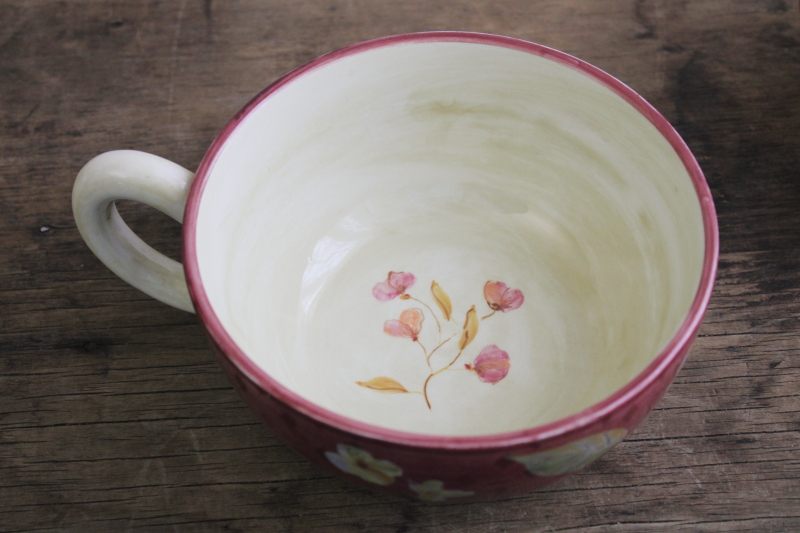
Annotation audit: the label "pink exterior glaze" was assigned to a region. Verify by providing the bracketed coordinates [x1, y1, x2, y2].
[181, 32, 719, 499]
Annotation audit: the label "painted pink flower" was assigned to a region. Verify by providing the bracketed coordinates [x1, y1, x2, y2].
[384, 308, 424, 342]
[373, 271, 417, 301]
[484, 281, 524, 312]
[465, 345, 510, 384]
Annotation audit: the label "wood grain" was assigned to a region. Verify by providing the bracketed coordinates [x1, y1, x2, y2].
[1, 1, 798, 531]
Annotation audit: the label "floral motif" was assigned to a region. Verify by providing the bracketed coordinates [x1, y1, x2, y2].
[458, 305, 479, 351]
[431, 281, 453, 321]
[373, 271, 416, 301]
[384, 308, 424, 342]
[355, 376, 410, 394]
[484, 281, 524, 313]
[465, 345, 510, 384]
[360, 272, 524, 410]
[409, 479, 475, 502]
[325, 444, 403, 486]
[508, 428, 628, 476]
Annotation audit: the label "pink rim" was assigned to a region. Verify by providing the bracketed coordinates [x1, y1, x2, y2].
[182, 32, 719, 451]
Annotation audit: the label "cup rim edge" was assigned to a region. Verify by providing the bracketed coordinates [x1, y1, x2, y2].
[181, 31, 720, 450]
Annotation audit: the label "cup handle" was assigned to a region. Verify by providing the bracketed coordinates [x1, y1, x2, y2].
[72, 150, 196, 313]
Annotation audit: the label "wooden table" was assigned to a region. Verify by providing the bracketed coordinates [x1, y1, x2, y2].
[2, 1, 798, 531]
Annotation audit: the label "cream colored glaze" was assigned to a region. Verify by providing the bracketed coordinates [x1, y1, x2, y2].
[73, 150, 195, 313]
[195, 42, 705, 436]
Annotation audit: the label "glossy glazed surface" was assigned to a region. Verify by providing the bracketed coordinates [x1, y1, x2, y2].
[192, 39, 706, 436]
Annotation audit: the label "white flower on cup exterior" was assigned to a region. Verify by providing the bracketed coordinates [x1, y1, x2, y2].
[325, 444, 403, 486]
[409, 479, 474, 502]
[508, 428, 628, 476]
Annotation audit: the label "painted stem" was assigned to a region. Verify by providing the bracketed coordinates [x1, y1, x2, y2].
[481, 310, 496, 320]
[416, 339, 428, 356]
[439, 349, 465, 374]
[422, 349, 464, 410]
[422, 373, 433, 410]
[426, 334, 456, 365]
[416, 339, 432, 371]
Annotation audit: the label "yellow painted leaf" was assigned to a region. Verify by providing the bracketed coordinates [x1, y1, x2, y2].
[356, 377, 409, 394]
[431, 281, 453, 321]
[459, 305, 479, 351]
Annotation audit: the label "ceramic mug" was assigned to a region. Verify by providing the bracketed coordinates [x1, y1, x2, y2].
[72, 32, 718, 501]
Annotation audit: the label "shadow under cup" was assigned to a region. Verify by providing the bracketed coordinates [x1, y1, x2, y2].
[189, 37, 709, 441]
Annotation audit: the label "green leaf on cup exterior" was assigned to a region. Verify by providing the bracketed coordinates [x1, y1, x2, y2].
[409, 479, 475, 502]
[430, 280, 453, 321]
[458, 305, 479, 351]
[483, 280, 524, 319]
[507, 428, 628, 476]
[325, 444, 403, 486]
[356, 376, 410, 394]
[384, 308, 424, 342]
[465, 345, 510, 384]
[373, 271, 416, 301]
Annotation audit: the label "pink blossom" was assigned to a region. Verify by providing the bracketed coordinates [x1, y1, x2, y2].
[384, 308, 424, 342]
[484, 281, 524, 312]
[465, 345, 510, 384]
[373, 271, 417, 301]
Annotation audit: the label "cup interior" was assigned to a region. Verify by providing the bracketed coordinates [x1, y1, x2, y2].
[192, 38, 706, 437]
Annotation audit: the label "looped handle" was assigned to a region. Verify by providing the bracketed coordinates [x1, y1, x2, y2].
[72, 150, 195, 313]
